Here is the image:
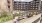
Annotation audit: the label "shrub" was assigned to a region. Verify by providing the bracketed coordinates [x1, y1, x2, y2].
[0, 11, 8, 18]
[0, 15, 13, 23]
[0, 11, 13, 23]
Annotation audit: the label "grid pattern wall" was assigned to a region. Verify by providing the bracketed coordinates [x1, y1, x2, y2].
[14, 1, 29, 11]
[14, 0, 40, 11]
[29, 0, 40, 10]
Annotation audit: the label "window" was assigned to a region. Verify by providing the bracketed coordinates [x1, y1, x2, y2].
[36, 2, 39, 3]
[14, 2, 17, 3]
[21, 6, 22, 7]
[25, 6, 28, 7]
[25, 4, 27, 5]
[19, 2, 21, 3]
[14, 3, 17, 5]
[19, 5, 21, 6]
[7, 0, 10, 3]
[36, 8, 37, 9]
[33, 6, 35, 7]
[31, 4, 32, 5]
[17, 8, 18, 9]
[31, 8, 32, 9]
[21, 8, 22, 9]
[8, 6, 10, 8]
[36, 3, 39, 4]
[33, 8, 34, 9]
[34, 5, 36, 6]
[29, 2, 31, 3]
[19, 4, 21, 5]
[34, 0, 37, 1]
[27, 3, 29, 4]
[25, 2, 27, 3]
[36, 6, 38, 7]
[24, 8, 25, 9]
[31, 6, 32, 7]
[17, 6, 18, 7]
[8, 1, 10, 3]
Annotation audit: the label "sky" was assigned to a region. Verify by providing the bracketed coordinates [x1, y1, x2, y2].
[41, 0, 42, 1]
[14, 0, 42, 2]
[14, 0, 33, 2]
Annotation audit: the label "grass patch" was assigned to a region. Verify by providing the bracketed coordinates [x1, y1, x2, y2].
[0, 11, 13, 23]
[0, 15, 13, 23]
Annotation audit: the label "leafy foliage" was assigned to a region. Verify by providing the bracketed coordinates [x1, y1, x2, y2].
[0, 11, 13, 23]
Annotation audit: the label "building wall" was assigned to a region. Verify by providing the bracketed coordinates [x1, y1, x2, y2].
[33, 0, 41, 10]
[14, 0, 41, 11]
[9, 0, 13, 12]
[29, 0, 41, 10]
[0, 0, 8, 12]
[0, 0, 13, 12]
[14, 1, 30, 11]
[41, 1, 42, 11]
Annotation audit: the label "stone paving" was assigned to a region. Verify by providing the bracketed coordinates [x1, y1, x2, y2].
[4, 14, 41, 23]
[17, 14, 41, 23]
[4, 20, 13, 23]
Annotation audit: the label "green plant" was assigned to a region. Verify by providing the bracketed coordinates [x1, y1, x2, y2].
[14, 13, 23, 17]
[0, 11, 8, 18]
[0, 11, 13, 23]
[0, 15, 13, 23]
